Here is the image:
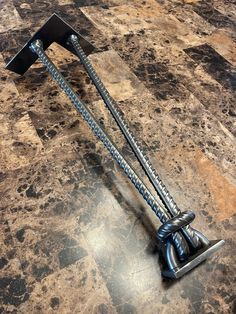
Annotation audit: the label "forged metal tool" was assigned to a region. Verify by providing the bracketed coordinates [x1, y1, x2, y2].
[6, 14, 224, 279]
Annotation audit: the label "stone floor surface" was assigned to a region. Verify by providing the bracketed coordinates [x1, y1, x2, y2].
[0, 0, 235, 313]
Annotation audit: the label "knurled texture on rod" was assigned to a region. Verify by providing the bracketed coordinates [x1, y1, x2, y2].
[69, 35, 201, 249]
[30, 39, 190, 261]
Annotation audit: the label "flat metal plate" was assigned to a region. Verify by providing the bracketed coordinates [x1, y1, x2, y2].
[162, 239, 225, 279]
[5, 13, 95, 75]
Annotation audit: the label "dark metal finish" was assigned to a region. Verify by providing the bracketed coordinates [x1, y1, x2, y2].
[68, 34, 203, 250]
[157, 211, 195, 242]
[5, 14, 95, 75]
[5, 14, 225, 279]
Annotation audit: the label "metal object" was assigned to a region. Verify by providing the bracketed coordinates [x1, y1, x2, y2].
[68, 34, 203, 250]
[6, 14, 224, 279]
[5, 13, 94, 75]
[28, 38, 190, 262]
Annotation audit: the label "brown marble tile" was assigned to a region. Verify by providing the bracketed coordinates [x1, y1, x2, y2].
[0, 0, 23, 33]
[0, 28, 32, 64]
[58, 0, 74, 4]
[0, 213, 116, 313]
[81, 1, 164, 37]
[115, 93, 236, 182]
[84, 224, 162, 306]
[17, 256, 116, 313]
[192, 1, 236, 30]
[115, 284, 191, 314]
[137, 35, 236, 137]
[89, 50, 148, 101]
[184, 43, 236, 91]
[214, 0, 236, 23]
[151, 144, 235, 225]
[207, 30, 236, 66]
[193, 150, 236, 221]
[163, 2, 219, 49]
[0, 112, 44, 171]
[0, 0, 235, 313]
[0, 54, 19, 113]
[0, 217, 54, 309]
[108, 33, 196, 101]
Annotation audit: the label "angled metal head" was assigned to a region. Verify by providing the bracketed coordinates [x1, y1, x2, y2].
[162, 239, 225, 279]
[5, 13, 95, 75]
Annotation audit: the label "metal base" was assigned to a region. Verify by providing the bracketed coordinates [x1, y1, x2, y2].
[162, 239, 225, 279]
[5, 13, 95, 75]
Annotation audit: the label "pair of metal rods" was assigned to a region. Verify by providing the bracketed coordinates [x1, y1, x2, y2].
[29, 38, 195, 263]
[68, 35, 207, 251]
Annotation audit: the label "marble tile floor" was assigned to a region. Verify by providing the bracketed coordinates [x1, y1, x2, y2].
[0, 0, 235, 313]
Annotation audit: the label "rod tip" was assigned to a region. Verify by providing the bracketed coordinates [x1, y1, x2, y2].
[29, 39, 44, 53]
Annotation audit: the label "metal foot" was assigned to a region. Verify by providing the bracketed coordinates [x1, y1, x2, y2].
[5, 13, 94, 75]
[162, 240, 225, 279]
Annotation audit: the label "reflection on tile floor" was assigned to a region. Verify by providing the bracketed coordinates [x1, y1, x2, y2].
[0, 0, 235, 313]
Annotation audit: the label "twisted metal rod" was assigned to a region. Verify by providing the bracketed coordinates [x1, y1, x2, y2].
[30, 39, 192, 261]
[68, 34, 202, 249]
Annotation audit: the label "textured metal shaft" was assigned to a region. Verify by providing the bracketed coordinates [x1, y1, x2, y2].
[157, 211, 195, 242]
[30, 39, 190, 261]
[68, 35, 201, 249]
